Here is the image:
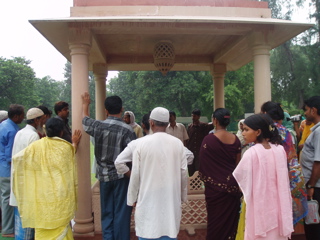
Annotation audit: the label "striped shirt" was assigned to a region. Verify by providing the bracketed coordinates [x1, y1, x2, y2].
[82, 116, 136, 182]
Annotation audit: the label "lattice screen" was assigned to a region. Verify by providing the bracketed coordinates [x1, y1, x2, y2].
[92, 171, 207, 235]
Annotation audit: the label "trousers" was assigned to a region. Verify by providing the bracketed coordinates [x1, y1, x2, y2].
[0, 177, 14, 235]
[100, 178, 132, 240]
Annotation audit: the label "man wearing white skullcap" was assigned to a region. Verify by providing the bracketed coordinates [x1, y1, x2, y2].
[10, 108, 45, 239]
[127, 107, 188, 240]
[0, 111, 8, 123]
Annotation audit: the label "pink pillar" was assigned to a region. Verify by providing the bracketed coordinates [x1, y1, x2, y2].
[211, 64, 226, 110]
[93, 63, 108, 120]
[69, 27, 94, 235]
[249, 31, 272, 113]
[253, 45, 271, 113]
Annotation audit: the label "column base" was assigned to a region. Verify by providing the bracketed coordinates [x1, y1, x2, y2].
[73, 231, 95, 238]
[73, 222, 94, 234]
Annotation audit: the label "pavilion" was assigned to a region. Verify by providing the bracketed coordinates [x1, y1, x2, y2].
[29, 0, 312, 236]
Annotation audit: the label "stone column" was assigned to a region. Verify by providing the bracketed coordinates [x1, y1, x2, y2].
[253, 45, 271, 113]
[93, 64, 108, 120]
[211, 64, 226, 110]
[69, 27, 94, 235]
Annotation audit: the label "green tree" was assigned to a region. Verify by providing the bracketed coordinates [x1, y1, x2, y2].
[224, 63, 254, 118]
[61, 61, 72, 105]
[89, 71, 96, 118]
[108, 71, 214, 122]
[108, 68, 255, 123]
[0, 57, 38, 110]
[33, 76, 65, 110]
[262, 0, 319, 110]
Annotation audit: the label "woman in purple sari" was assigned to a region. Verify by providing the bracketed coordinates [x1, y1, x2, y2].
[199, 108, 242, 240]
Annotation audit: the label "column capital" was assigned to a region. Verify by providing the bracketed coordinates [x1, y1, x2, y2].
[69, 44, 91, 56]
[93, 63, 108, 80]
[252, 45, 271, 56]
[68, 27, 92, 47]
[210, 63, 227, 75]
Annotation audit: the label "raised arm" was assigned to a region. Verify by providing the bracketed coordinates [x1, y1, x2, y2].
[81, 92, 91, 118]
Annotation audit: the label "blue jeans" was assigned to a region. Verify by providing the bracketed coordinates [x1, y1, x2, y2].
[100, 178, 132, 240]
[14, 207, 35, 240]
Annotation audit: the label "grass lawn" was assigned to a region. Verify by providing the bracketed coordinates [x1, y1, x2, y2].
[90, 142, 98, 185]
[0, 235, 14, 240]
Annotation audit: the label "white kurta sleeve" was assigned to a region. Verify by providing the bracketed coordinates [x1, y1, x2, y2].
[115, 144, 133, 174]
[181, 149, 188, 203]
[184, 147, 194, 165]
[127, 146, 141, 206]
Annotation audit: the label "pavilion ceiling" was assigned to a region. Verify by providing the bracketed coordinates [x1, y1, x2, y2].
[30, 16, 312, 72]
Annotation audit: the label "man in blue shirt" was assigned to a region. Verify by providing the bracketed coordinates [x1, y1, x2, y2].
[0, 104, 24, 237]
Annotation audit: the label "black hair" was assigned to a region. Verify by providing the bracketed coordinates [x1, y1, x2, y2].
[104, 96, 122, 114]
[152, 119, 168, 127]
[212, 108, 230, 127]
[37, 105, 52, 116]
[141, 113, 150, 131]
[244, 114, 282, 145]
[169, 111, 176, 118]
[45, 118, 64, 138]
[304, 96, 320, 116]
[192, 109, 201, 116]
[260, 101, 284, 121]
[54, 101, 69, 115]
[8, 104, 24, 119]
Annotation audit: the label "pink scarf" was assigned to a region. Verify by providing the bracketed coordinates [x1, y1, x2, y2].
[233, 143, 293, 239]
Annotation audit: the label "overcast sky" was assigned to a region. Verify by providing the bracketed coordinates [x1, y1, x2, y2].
[0, 0, 313, 82]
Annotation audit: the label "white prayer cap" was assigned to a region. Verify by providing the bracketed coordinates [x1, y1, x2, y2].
[26, 108, 44, 120]
[150, 107, 169, 123]
[0, 110, 8, 122]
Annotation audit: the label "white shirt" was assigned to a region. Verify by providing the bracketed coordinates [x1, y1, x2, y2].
[10, 124, 40, 206]
[115, 135, 194, 175]
[127, 132, 188, 238]
[166, 122, 189, 143]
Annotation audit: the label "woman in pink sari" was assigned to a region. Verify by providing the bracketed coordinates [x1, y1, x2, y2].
[233, 114, 293, 240]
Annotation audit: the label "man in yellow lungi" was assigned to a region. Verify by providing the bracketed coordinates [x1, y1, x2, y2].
[12, 118, 81, 240]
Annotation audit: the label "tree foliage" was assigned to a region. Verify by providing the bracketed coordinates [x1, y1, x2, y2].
[0, 57, 38, 110]
[108, 66, 255, 122]
[108, 71, 214, 122]
[33, 76, 65, 109]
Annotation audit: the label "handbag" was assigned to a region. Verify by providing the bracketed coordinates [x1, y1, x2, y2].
[305, 199, 320, 225]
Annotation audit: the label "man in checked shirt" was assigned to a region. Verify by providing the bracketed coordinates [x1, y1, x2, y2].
[82, 92, 136, 240]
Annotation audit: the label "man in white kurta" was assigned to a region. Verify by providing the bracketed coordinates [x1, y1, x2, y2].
[10, 108, 44, 239]
[127, 107, 188, 240]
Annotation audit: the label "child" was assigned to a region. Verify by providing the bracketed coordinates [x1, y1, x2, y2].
[233, 114, 293, 240]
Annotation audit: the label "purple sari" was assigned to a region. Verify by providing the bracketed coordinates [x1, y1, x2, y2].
[199, 134, 241, 240]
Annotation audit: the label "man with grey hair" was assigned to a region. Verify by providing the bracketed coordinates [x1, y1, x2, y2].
[127, 107, 188, 240]
[0, 110, 8, 123]
[10, 108, 45, 240]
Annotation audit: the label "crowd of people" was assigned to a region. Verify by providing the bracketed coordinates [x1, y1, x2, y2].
[0, 94, 319, 240]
